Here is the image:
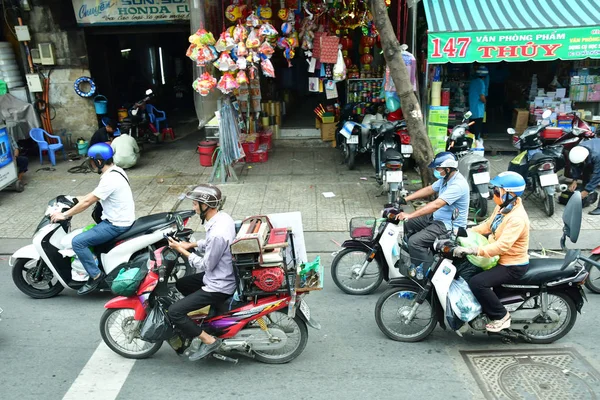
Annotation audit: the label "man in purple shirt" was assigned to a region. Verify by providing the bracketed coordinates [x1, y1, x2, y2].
[167, 184, 237, 361]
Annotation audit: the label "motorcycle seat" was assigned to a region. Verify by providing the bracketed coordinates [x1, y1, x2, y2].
[529, 152, 555, 164]
[384, 148, 403, 162]
[506, 256, 577, 285]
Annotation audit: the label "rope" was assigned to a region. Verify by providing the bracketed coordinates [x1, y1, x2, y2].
[68, 159, 93, 174]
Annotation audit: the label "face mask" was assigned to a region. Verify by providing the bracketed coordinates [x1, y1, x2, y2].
[433, 170, 443, 180]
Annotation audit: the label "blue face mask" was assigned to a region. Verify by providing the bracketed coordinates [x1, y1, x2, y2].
[433, 170, 444, 180]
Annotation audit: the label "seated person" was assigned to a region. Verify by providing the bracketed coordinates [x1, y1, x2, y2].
[167, 184, 237, 361]
[90, 119, 117, 147]
[8, 131, 28, 181]
[453, 172, 530, 332]
[111, 131, 140, 169]
[396, 152, 470, 269]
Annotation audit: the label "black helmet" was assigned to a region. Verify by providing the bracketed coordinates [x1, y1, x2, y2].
[185, 184, 222, 209]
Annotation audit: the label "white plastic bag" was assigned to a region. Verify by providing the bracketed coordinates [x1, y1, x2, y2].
[333, 49, 346, 82]
[448, 276, 482, 322]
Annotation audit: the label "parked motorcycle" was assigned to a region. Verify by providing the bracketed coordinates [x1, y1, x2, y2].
[446, 111, 491, 219]
[121, 89, 159, 144]
[508, 110, 560, 216]
[101, 238, 319, 364]
[584, 245, 600, 294]
[331, 208, 409, 295]
[371, 120, 410, 205]
[10, 195, 195, 299]
[340, 119, 371, 170]
[375, 192, 595, 344]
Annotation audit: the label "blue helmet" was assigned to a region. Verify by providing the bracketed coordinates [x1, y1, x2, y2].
[87, 143, 114, 173]
[490, 171, 526, 196]
[476, 65, 488, 77]
[428, 151, 458, 169]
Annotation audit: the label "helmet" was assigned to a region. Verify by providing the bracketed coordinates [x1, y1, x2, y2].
[569, 146, 589, 165]
[490, 171, 526, 196]
[428, 151, 458, 169]
[87, 143, 114, 173]
[476, 66, 488, 77]
[185, 184, 222, 209]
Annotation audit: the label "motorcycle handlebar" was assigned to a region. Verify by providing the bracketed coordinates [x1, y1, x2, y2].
[158, 267, 166, 283]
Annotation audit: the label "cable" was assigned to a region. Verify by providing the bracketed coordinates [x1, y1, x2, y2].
[68, 159, 93, 174]
[2, 0, 17, 39]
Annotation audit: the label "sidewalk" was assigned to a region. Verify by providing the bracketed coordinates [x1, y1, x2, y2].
[0, 133, 597, 249]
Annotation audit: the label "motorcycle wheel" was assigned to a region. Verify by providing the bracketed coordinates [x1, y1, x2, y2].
[584, 254, 600, 294]
[12, 258, 64, 299]
[331, 248, 383, 295]
[375, 286, 436, 342]
[543, 190, 555, 217]
[519, 292, 576, 344]
[253, 310, 308, 364]
[100, 308, 163, 359]
[471, 193, 488, 220]
[345, 144, 356, 170]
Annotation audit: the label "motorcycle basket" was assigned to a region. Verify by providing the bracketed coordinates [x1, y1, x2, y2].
[349, 217, 381, 241]
[106, 260, 148, 297]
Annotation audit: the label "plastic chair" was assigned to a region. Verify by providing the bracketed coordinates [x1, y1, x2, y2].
[145, 104, 168, 133]
[29, 128, 67, 166]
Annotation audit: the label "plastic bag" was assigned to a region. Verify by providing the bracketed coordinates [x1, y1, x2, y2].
[448, 276, 482, 322]
[333, 49, 346, 82]
[445, 295, 464, 331]
[458, 231, 499, 270]
[139, 303, 175, 343]
[111, 265, 147, 296]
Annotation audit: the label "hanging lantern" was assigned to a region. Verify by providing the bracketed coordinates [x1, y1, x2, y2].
[361, 53, 373, 65]
[344, 57, 352, 67]
[361, 36, 375, 47]
[340, 36, 353, 51]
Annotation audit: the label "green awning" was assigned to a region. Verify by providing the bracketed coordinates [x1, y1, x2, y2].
[424, 0, 600, 63]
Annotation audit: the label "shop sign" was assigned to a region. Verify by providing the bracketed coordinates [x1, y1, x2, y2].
[72, 0, 190, 25]
[428, 27, 600, 64]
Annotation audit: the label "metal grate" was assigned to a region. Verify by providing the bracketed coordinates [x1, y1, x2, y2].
[461, 348, 600, 400]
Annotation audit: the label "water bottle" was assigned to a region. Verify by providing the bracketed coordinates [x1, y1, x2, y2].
[416, 264, 424, 280]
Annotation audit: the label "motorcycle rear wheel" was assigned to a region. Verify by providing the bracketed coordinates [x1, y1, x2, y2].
[471, 193, 488, 220]
[331, 248, 383, 295]
[253, 311, 308, 364]
[345, 143, 356, 170]
[100, 308, 163, 359]
[543, 191, 555, 217]
[375, 286, 437, 342]
[584, 254, 600, 294]
[12, 258, 64, 299]
[519, 292, 576, 344]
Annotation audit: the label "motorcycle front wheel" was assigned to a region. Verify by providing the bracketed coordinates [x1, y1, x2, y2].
[584, 254, 600, 294]
[252, 310, 308, 364]
[100, 308, 163, 359]
[375, 286, 437, 342]
[331, 248, 383, 295]
[12, 258, 64, 299]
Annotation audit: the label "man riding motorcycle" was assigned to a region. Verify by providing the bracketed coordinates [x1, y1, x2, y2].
[397, 151, 470, 269]
[568, 139, 600, 215]
[166, 184, 237, 361]
[454, 171, 530, 332]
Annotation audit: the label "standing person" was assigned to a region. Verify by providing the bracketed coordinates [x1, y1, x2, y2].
[396, 152, 470, 270]
[90, 119, 117, 147]
[468, 66, 488, 141]
[568, 139, 600, 215]
[166, 184, 237, 361]
[453, 172, 529, 332]
[111, 131, 140, 169]
[8, 130, 28, 182]
[50, 143, 134, 295]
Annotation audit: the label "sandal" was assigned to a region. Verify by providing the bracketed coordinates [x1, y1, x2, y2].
[486, 313, 511, 333]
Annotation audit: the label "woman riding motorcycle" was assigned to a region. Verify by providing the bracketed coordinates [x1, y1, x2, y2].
[453, 171, 530, 332]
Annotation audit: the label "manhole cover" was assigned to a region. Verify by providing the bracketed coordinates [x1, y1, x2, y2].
[461, 348, 600, 400]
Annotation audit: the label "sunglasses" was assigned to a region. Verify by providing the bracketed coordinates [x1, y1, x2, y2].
[492, 187, 502, 197]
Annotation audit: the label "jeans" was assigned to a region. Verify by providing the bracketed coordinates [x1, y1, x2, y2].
[404, 215, 449, 268]
[168, 273, 232, 338]
[72, 220, 131, 278]
[469, 264, 529, 320]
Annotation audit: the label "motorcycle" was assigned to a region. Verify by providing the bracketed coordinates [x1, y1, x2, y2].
[331, 208, 410, 295]
[9, 195, 195, 299]
[100, 229, 319, 364]
[446, 111, 491, 219]
[584, 245, 600, 294]
[375, 192, 596, 344]
[371, 120, 410, 205]
[339, 119, 372, 170]
[121, 89, 159, 144]
[508, 110, 560, 217]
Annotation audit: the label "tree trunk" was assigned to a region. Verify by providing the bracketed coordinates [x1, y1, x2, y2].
[370, 0, 434, 186]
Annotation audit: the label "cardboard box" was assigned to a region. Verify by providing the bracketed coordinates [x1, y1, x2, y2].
[512, 108, 530, 134]
[316, 118, 337, 142]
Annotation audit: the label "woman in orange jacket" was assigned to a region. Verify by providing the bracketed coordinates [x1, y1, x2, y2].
[453, 171, 530, 332]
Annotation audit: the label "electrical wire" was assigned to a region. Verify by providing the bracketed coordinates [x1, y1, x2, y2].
[2, 0, 17, 39]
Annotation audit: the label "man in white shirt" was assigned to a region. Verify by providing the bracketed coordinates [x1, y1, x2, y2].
[111, 132, 140, 169]
[51, 143, 135, 295]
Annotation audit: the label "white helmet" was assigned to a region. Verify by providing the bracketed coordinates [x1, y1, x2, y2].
[569, 146, 589, 165]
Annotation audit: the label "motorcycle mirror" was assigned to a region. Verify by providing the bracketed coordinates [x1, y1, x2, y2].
[464, 111, 472, 119]
[562, 191, 582, 249]
[145, 89, 153, 95]
[175, 214, 184, 231]
[507, 128, 516, 135]
[542, 109, 552, 119]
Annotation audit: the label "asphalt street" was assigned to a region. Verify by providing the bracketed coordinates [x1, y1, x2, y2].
[2, 253, 600, 400]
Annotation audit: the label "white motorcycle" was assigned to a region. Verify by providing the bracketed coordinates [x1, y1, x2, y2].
[10, 195, 195, 299]
[331, 206, 410, 295]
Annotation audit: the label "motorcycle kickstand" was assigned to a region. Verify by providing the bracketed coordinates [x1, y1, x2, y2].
[213, 353, 238, 364]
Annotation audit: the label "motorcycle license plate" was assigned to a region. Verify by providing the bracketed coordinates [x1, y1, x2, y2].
[347, 135, 359, 144]
[299, 300, 310, 320]
[539, 173, 559, 187]
[472, 172, 490, 185]
[401, 145, 413, 154]
[386, 170, 403, 183]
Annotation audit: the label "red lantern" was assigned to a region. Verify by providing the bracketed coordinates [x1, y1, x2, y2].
[340, 36, 353, 51]
[344, 57, 352, 67]
[361, 36, 375, 48]
[361, 53, 373, 65]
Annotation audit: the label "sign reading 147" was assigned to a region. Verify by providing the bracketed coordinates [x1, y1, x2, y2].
[430, 37, 472, 58]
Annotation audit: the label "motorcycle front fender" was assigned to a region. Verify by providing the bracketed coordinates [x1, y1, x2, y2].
[105, 296, 147, 321]
[9, 244, 40, 266]
[341, 239, 375, 250]
[475, 183, 490, 197]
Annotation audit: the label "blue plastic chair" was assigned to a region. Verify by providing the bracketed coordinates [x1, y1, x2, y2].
[29, 128, 67, 166]
[146, 104, 167, 132]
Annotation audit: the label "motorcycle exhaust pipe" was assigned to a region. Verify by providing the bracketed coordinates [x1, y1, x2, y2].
[559, 184, 568, 192]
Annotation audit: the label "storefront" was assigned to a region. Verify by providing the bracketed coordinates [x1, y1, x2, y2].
[422, 0, 600, 153]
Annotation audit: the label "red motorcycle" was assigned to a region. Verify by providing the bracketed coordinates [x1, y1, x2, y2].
[100, 241, 319, 364]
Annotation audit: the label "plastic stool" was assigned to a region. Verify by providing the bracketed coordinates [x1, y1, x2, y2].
[161, 127, 175, 141]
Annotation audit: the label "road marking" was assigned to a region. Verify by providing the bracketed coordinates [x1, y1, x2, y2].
[63, 342, 135, 400]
